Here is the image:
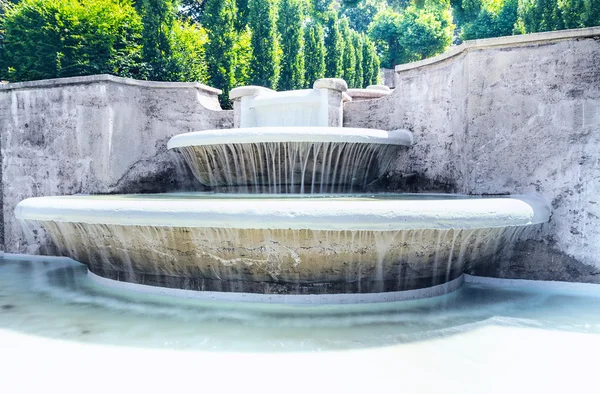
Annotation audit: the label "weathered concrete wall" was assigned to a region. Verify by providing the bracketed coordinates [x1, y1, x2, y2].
[1, 75, 233, 253]
[344, 27, 600, 282]
[380, 68, 396, 88]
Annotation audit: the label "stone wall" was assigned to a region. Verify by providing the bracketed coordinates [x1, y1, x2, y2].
[380, 68, 396, 88]
[344, 27, 600, 282]
[0, 75, 233, 253]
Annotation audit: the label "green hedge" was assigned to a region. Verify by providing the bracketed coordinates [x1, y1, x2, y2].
[0, 0, 146, 81]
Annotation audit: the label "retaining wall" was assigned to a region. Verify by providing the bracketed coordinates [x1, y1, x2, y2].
[0, 75, 233, 253]
[344, 27, 600, 282]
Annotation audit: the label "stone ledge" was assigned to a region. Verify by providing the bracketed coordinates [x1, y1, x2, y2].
[0, 74, 222, 95]
[314, 78, 348, 92]
[395, 26, 600, 73]
[347, 86, 391, 100]
[229, 85, 274, 100]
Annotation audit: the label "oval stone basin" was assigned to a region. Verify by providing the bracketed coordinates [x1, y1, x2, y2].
[15, 193, 550, 300]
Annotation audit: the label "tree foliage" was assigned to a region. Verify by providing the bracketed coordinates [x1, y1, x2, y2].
[453, 0, 600, 39]
[368, 8, 403, 68]
[168, 19, 209, 82]
[515, 0, 600, 33]
[277, 0, 305, 90]
[339, 17, 356, 85]
[303, 20, 326, 87]
[362, 34, 381, 86]
[461, 0, 518, 39]
[137, 0, 177, 80]
[179, 0, 205, 22]
[398, 0, 454, 61]
[248, 0, 280, 89]
[352, 31, 364, 88]
[340, 0, 386, 33]
[202, 0, 238, 106]
[324, 12, 344, 77]
[369, 0, 454, 67]
[232, 25, 253, 88]
[0, 0, 146, 81]
[308, 0, 330, 22]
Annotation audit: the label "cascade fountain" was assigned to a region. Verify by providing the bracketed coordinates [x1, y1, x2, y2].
[15, 79, 550, 303]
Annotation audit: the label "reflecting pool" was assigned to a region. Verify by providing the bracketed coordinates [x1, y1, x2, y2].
[2, 255, 600, 353]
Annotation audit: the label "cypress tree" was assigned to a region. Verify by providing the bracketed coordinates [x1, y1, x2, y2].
[303, 21, 326, 87]
[248, 0, 280, 89]
[371, 40, 380, 85]
[277, 0, 305, 90]
[137, 0, 177, 81]
[361, 34, 373, 87]
[351, 31, 363, 88]
[202, 0, 238, 107]
[363, 36, 380, 86]
[232, 25, 253, 88]
[519, 0, 563, 32]
[324, 13, 343, 78]
[339, 17, 356, 86]
[236, 0, 250, 30]
[308, 0, 329, 22]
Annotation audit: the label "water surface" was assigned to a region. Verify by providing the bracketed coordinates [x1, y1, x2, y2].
[2, 255, 600, 352]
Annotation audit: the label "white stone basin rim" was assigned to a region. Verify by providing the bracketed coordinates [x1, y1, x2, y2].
[15, 194, 550, 231]
[167, 127, 414, 149]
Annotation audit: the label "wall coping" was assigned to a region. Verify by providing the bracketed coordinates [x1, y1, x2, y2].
[0, 74, 222, 95]
[395, 26, 600, 73]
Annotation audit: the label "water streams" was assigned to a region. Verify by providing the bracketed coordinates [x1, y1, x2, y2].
[177, 141, 399, 193]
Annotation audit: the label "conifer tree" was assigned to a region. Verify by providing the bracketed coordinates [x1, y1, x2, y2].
[339, 17, 356, 86]
[232, 25, 253, 88]
[202, 0, 238, 106]
[516, 0, 562, 33]
[324, 13, 343, 78]
[236, 0, 250, 30]
[303, 21, 326, 87]
[277, 0, 305, 90]
[351, 30, 363, 88]
[137, 0, 177, 80]
[363, 36, 380, 86]
[248, 0, 281, 89]
[361, 34, 374, 87]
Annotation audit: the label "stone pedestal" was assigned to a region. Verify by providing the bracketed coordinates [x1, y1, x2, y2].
[230, 78, 350, 128]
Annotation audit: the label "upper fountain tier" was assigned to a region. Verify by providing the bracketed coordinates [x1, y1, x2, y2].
[168, 79, 413, 193]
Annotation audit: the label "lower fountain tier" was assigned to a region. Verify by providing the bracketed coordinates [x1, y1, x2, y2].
[15, 193, 550, 297]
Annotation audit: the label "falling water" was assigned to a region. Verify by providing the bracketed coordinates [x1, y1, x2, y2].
[176, 141, 401, 193]
[25, 218, 541, 295]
